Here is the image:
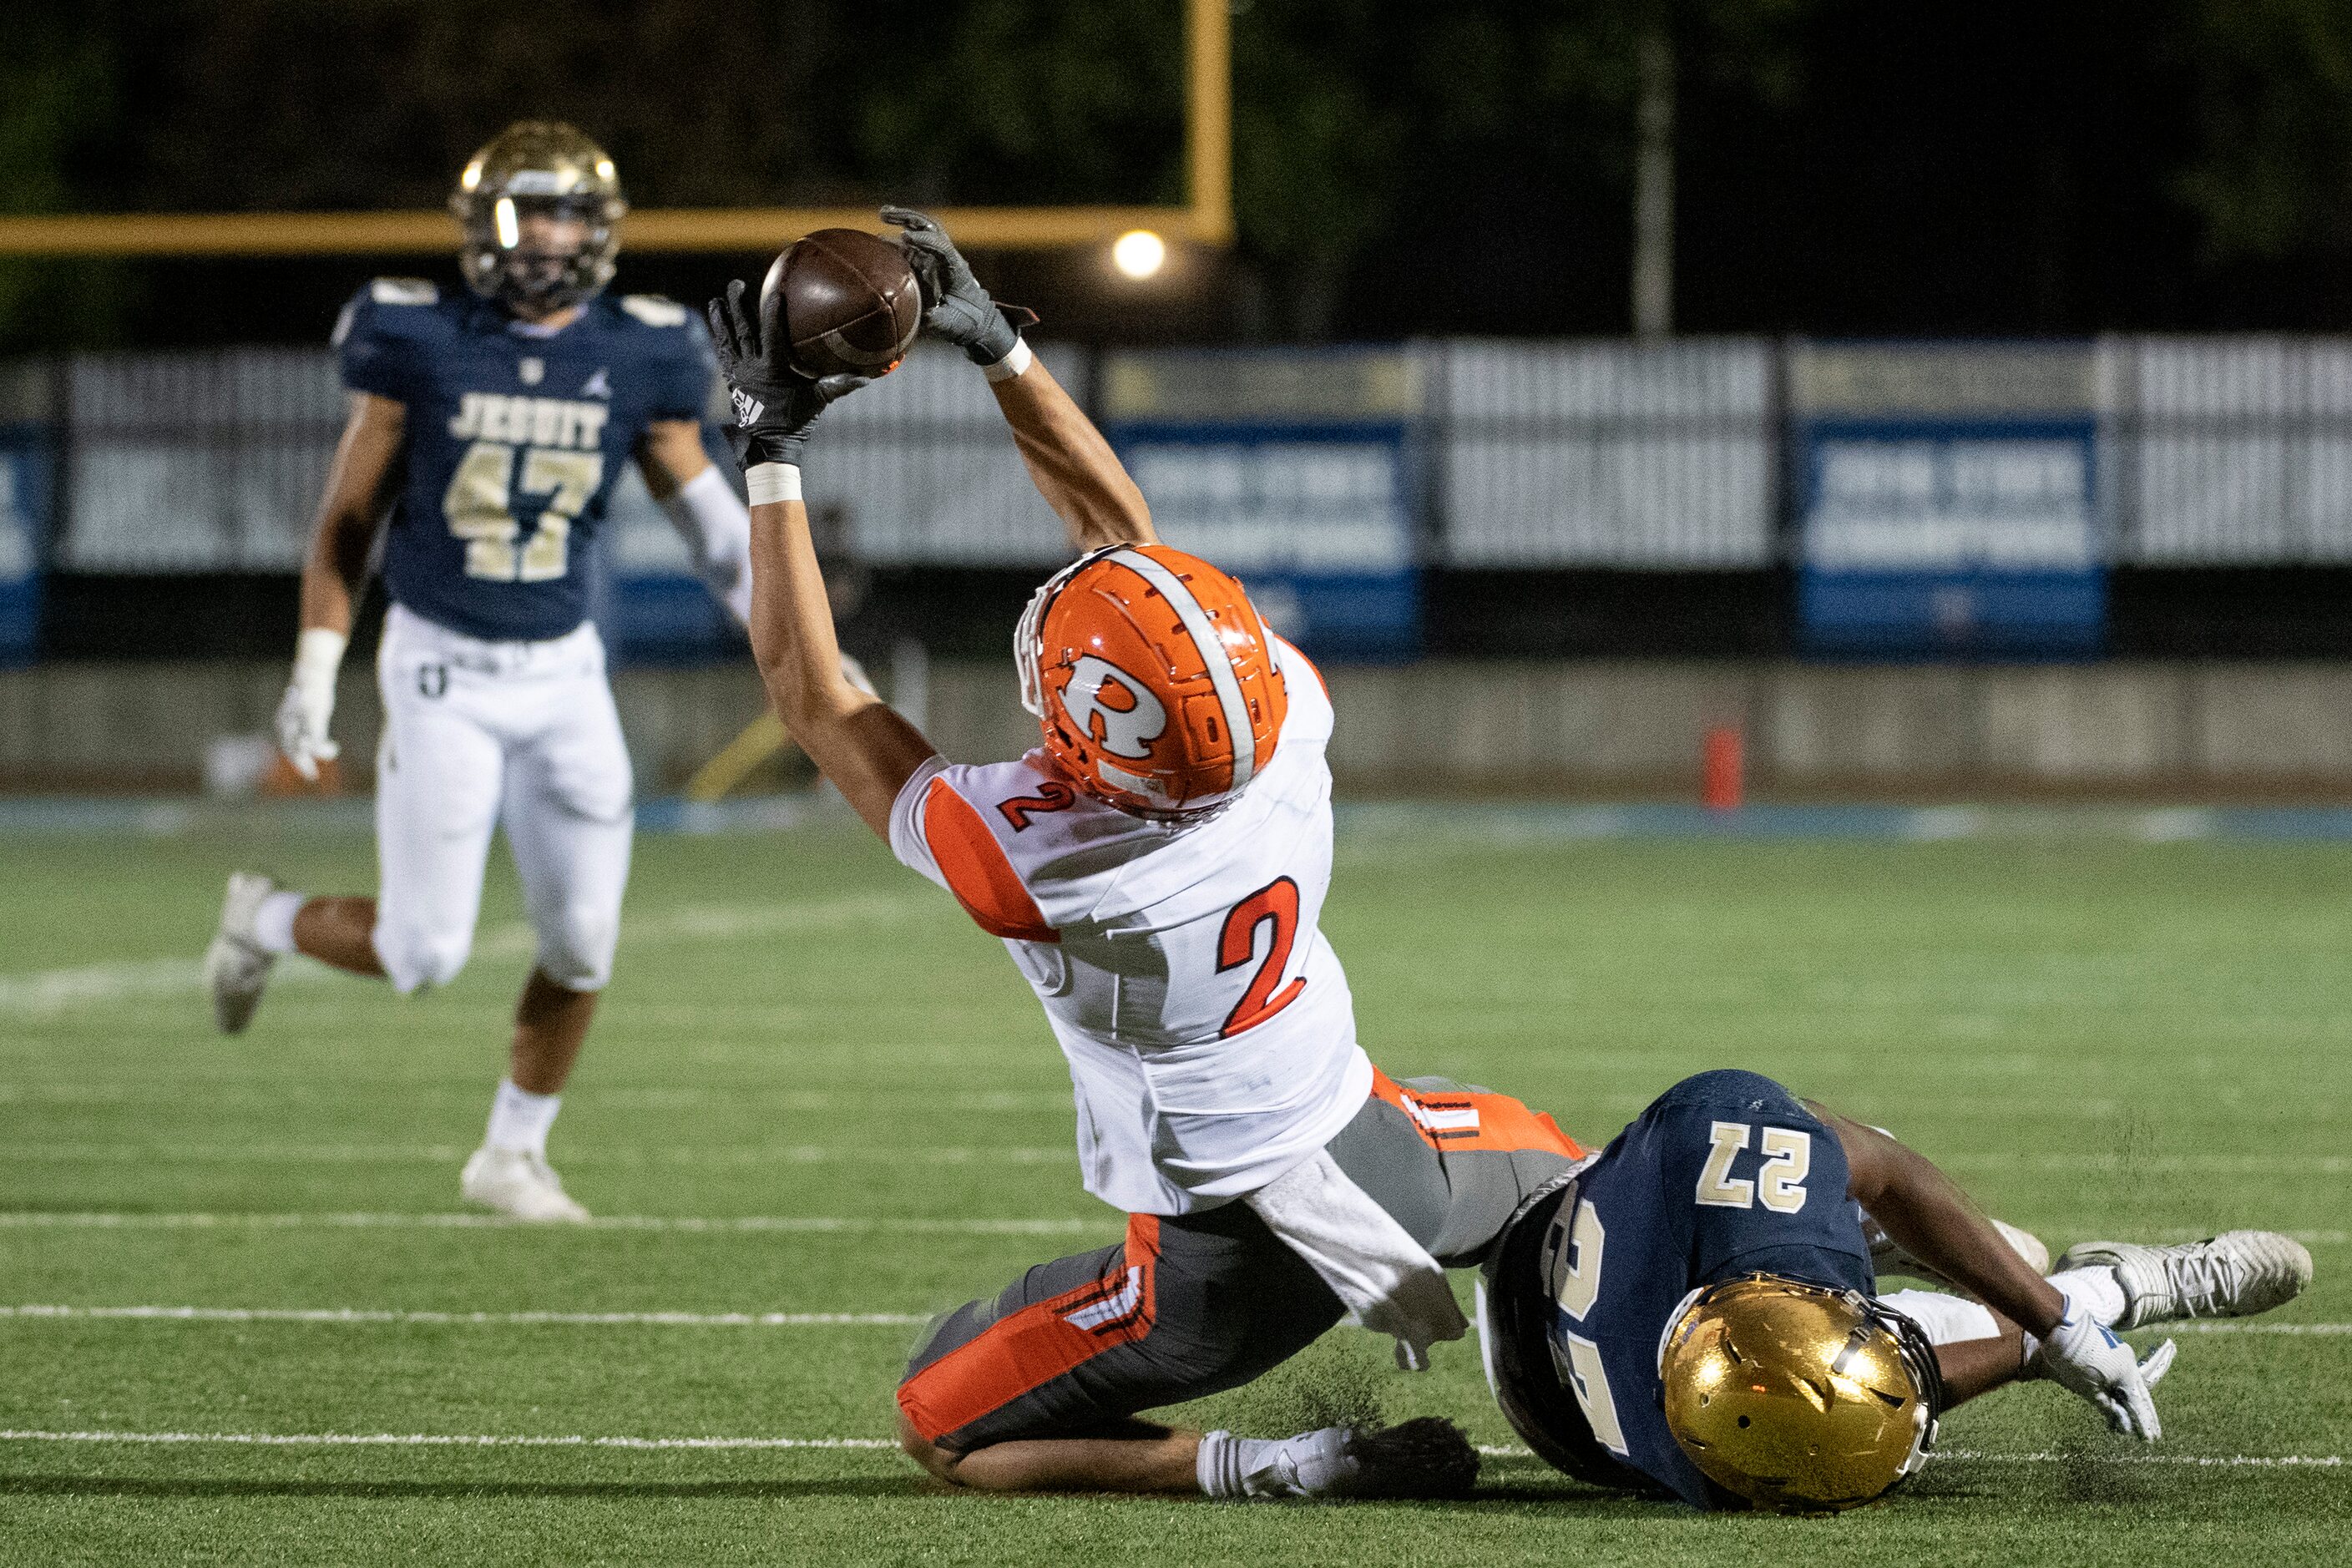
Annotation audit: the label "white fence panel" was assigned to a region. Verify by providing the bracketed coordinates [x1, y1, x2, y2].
[2119, 336, 2352, 563]
[61, 348, 345, 573]
[1437, 338, 1773, 567]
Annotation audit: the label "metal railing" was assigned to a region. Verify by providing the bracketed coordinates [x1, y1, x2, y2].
[18, 336, 2352, 575]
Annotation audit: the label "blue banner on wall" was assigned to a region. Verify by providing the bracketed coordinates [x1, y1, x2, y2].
[1791, 345, 2104, 659]
[1105, 350, 1422, 660]
[0, 426, 52, 667]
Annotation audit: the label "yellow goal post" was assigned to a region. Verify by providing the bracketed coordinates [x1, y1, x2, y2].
[0, 0, 1230, 259]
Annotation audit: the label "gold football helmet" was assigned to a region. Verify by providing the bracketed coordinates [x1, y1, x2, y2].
[449, 122, 626, 312]
[1659, 1275, 1942, 1514]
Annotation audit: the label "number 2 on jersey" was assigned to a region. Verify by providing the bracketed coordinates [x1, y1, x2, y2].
[1216, 877, 1308, 1036]
[443, 441, 602, 583]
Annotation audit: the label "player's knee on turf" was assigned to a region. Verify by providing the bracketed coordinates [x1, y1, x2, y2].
[896, 1405, 967, 1485]
[534, 903, 618, 990]
[372, 920, 473, 994]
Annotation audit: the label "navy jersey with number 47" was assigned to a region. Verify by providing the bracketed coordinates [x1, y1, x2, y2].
[1509, 1070, 1875, 1509]
[334, 278, 716, 643]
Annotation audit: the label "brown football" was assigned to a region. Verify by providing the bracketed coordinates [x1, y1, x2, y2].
[758, 228, 922, 378]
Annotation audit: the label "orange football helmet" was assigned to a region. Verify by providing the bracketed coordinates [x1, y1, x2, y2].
[1015, 544, 1289, 819]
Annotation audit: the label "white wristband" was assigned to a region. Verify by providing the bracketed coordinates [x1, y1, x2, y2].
[291, 627, 348, 689]
[746, 463, 802, 506]
[982, 338, 1034, 382]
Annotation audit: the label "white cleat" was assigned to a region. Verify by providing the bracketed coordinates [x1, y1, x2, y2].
[459, 1146, 590, 1223]
[1869, 1216, 2051, 1287]
[2055, 1231, 2314, 1331]
[204, 872, 279, 1035]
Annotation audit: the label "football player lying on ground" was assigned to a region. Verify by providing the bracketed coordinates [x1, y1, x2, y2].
[707, 214, 2309, 1507]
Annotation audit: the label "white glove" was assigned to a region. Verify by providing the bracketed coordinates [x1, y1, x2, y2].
[274, 628, 347, 781]
[2032, 1303, 2175, 1441]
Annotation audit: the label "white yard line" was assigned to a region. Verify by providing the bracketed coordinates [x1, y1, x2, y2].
[0, 1211, 1104, 1235]
[0, 1304, 925, 1327]
[0, 1144, 1071, 1166]
[0, 1429, 901, 1451]
[0, 893, 931, 1019]
[2163, 1321, 2352, 1335]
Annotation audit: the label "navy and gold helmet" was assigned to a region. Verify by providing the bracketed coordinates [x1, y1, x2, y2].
[1659, 1275, 1944, 1514]
[448, 122, 626, 313]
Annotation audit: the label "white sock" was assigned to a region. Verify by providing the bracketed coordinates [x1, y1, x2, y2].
[1879, 1288, 2000, 1345]
[1196, 1430, 1281, 1499]
[484, 1078, 561, 1156]
[2050, 1265, 2127, 1328]
[253, 892, 306, 954]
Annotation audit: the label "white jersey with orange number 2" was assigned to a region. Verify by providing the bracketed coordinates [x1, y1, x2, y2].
[888, 639, 1370, 1215]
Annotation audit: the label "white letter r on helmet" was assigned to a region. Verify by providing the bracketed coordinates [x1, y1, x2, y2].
[1060, 655, 1168, 759]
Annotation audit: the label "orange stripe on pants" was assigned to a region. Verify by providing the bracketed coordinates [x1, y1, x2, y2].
[1370, 1067, 1586, 1159]
[898, 1214, 1162, 1446]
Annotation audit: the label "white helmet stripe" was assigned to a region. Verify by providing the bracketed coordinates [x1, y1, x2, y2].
[1105, 549, 1257, 791]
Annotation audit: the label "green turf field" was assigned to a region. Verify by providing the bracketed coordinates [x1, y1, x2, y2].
[1, 813, 2345, 1565]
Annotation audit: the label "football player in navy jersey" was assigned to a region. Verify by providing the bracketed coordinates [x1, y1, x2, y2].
[200, 123, 775, 1220]
[1480, 1069, 2313, 1510]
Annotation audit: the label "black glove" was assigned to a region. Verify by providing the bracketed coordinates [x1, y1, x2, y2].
[881, 205, 1037, 367]
[706, 278, 867, 470]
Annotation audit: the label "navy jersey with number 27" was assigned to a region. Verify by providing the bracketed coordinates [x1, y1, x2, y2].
[334, 278, 715, 643]
[1523, 1070, 1875, 1509]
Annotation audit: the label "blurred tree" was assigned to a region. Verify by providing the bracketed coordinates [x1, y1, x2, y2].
[0, 5, 125, 348]
[2176, 0, 2352, 262]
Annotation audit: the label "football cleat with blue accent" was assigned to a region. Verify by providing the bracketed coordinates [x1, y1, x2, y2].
[2055, 1231, 2313, 1331]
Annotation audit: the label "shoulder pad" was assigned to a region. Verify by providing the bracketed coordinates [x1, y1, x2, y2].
[619, 294, 690, 328]
[370, 278, 440, 306]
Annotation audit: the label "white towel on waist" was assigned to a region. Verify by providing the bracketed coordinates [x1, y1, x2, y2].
[1243, 1148, 1469, 1371]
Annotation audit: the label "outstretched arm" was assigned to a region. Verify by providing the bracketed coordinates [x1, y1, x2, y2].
[1812, 1105, 2062, 1338]
[989, 356, 1156, 552]
[1812, 1102, 2169, 1439]
[885, 206, 1156, 552]
[745, 486, 937, 837]
[708, 281, 938, 839]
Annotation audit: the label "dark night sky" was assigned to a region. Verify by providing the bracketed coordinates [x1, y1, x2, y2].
[8, 1, 2352, 352]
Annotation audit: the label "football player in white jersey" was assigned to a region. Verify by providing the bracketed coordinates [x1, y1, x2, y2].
[201, 124, 781, 1221]
[708, 209, 1501, 1497]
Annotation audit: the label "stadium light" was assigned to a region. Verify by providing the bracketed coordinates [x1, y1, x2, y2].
[1112, 230, 1168, 280]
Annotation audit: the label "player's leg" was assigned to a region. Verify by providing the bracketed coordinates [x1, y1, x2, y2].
[205, 654, 501, 1032]
[461, 651, 632, 1220]
[896, 1206, 1356, 1495]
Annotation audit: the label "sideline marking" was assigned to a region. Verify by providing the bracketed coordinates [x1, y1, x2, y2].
[0, 1429, 902, 1451]
[0, 1304, 926, 1328]
[0, 1211, 1103, 1236]
[0, 1144, 1071, 1166]
[0, 893, 932, 1019]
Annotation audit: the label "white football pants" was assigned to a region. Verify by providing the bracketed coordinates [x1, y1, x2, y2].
[371, 603, 634, 995]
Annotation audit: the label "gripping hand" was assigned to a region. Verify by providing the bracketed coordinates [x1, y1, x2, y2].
[706, 279, 867, 472]
[880, 206, 1030, 367]
[2032, 1305, 2175, 1441]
